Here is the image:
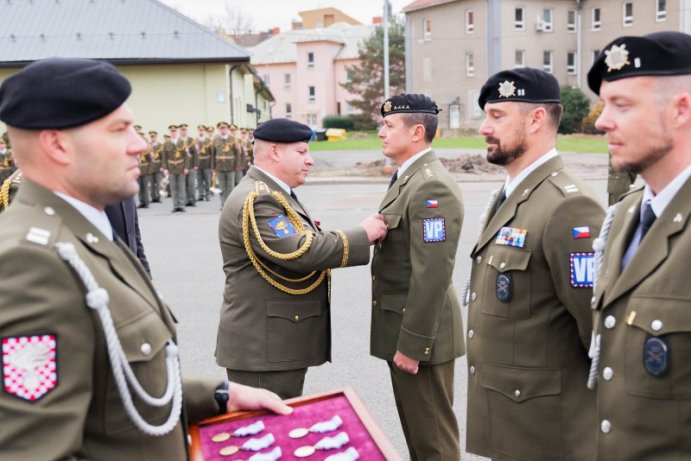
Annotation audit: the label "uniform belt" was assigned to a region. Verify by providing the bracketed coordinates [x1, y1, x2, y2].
[168, 160, 183, 165]
[216, 156, 234, 160]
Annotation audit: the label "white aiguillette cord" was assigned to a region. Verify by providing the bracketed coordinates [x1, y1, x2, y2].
[56, 242, 183, 436]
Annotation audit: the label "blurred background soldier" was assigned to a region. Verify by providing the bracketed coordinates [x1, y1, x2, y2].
[148, 130, 164, 203]
[163, 124, 188, 212]
[196, 124, 213, 201]
[212, 121, 239, 207]
[137, 130, 152, 209]
[179, 123, 197, 207]
[230, 124, 245, 187]
[607, 152, 637, 205]
[0, 136, 15, 184]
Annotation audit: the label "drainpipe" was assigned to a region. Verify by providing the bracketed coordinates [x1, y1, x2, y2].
[229, 64, 241, 125]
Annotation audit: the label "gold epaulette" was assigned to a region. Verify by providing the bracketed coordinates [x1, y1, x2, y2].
[241, 184, 327, 295]
[0, 170, 22, 211]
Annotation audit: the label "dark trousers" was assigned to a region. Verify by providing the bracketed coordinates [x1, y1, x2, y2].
[388, 360, 460, 461]
[226, 368, 307, 400]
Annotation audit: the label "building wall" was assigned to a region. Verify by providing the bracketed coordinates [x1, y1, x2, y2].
[256, 62, 298, 121]
[334, 58, 360, 116]
[299, 8, 361, 28]
[296, 40, 343, 127]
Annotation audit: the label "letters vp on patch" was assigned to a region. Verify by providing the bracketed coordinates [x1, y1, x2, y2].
[422, 217, 446, 243]
[570, 252, 594, 288]
[2, 335, 58, 401]
[268, 215, 296, 237]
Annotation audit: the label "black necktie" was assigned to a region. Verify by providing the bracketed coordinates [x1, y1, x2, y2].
[495, 189, 507, 210]
[290, 189, 298, 201]
[388, 170, 398, 189]
[639, 201, 656, 241]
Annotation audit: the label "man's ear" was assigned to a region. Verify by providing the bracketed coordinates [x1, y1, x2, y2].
[38, 130, 71, 166]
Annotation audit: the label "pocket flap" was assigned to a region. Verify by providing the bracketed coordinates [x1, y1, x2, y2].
[267, 300, 322, 323]
[480, 363, 561, 402]
[380, 293, 407, 314]
[626, 296, 691, 335]
[487, 247, 531, 272]
[119, 310, 172, 363]
[383, 213, 402, 230]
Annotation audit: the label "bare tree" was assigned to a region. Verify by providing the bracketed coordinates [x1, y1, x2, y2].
[202, 1, 254, 35]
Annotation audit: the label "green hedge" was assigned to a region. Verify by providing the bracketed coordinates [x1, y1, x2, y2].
[322, 115, 354, 130]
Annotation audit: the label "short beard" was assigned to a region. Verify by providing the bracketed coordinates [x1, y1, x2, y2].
[615, 137, 673, 175]
[486, 136, 527, 166]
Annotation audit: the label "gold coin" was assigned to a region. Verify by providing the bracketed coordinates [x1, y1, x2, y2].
[219, 445, 239, 456]
[294, 445, 316, 458]
[289, 427, 309, 439]
[212, 432, 231, 443]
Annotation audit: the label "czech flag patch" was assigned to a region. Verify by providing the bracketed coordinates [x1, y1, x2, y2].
[2, 334, 58, 401]
[425, 200, 439, 208]
[572, 226, 591, 239]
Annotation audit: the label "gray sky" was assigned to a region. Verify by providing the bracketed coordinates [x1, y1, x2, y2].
[160, 0, 411, 33]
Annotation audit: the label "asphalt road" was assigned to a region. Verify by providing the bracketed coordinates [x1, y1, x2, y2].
[138, 153, 608, 460]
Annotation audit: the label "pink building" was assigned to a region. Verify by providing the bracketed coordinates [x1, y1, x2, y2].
[249, 22, 376, 128]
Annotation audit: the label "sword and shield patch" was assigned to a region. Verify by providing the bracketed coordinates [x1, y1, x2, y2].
[2, 335, 58, 401]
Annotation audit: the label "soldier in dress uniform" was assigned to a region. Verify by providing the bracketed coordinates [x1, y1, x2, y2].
[179, 123, 197, 207]
[607, 153, 637, 205]
[0, 136, 15, 183]
[587, 31, 691, 459]
[148, 130, 164, 203]
[371, 94, 464, 461]
[196, 124, 213, 201]
[0, 57, 290, 461]
[465, 68, 604, 460]
[163, 124, 188, 212]
[137, 130, 152, 209]
[230, 124, 246, 186]
[216, 118, 388, 399]
[246, 128, 255, 170]
[212, 121, 239, 206]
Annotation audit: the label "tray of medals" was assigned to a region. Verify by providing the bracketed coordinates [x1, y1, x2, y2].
[189, 387, 401, 461]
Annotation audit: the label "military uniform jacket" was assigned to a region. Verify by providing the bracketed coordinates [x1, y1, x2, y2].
[0, 180, 219, 460]
[216, 166, 371, 372]
[465, 156, 603, 460]
[139, 146, 153, 176]
[212, 135, 238, 172]
[182, 136, 198, 169]
[197, 137, 213, 170]
[592, 177, 691, 460]
[150, 142, 164, 171]
[0, 148, 15, 182]
[163, 138, 190, 174]
[370, 150, 465, 364]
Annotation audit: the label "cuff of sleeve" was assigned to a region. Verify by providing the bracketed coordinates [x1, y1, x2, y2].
[182, 378, 224, 423]
[396, 327, 435, 362]
[341, 227, 370, 266]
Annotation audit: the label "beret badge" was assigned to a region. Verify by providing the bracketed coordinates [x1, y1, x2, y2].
[383, 100, 392, 113]
[605, 44, 631, 72]
[498, 80, 517, 98]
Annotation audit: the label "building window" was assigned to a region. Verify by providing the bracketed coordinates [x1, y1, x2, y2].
[567, 10, 576, 32]
[262, 74, 270, 85]
[591, 50, 601, 65]
[540, 8, 553, 32]
[515, 50, 526, 68]
[543, 51, 553, 73]
[346, 103, 354, 114]
[284, 73, 291, 90]
[592, 7, 601, 30]
[307, 52, 315, 67]
[623, 2, 633, 26]
[515, 7, 525, 30]
[466, 10, 475, 34]
[307, 114, 317, 127]
[466, 52, 475, 77]
[346, 69, 354, 83]
[285, 103, 292, 119]
[567, 51, 577, 74]
[308, 86, 315, 102]
[423, 17, 432, 40]
[656, 0, 667, 21]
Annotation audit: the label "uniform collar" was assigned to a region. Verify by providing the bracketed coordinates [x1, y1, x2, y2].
[54, 192, 113, 241]
[643, 163, 691, 220]
[396, 147, 431, 178]
[504, 148, 558, 198]
[253, 165, 292, 195]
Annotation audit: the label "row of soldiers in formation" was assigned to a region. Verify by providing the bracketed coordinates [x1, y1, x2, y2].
[135, 122, 255, 211]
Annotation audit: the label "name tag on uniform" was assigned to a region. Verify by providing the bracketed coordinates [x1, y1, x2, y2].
[570, 252, 594, 287]
[495, 227, 527, 248]
[423, 217, 446, 243]
[268, 215, 296, 237]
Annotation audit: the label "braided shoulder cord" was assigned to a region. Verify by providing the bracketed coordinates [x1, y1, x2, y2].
[56, 242, 182, 436]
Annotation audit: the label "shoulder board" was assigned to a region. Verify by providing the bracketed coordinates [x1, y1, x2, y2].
[254, 181, 272, 195]
[547, 170, 584, 197]
[21, 205, 62, 248]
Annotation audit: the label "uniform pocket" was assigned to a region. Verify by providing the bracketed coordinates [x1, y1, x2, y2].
[480, 363, 563, 459]
[624, 296, 691, 398]
[482, 246, 532, 319]
[266, 300, 323, 363]
[379, 213, 407, 262]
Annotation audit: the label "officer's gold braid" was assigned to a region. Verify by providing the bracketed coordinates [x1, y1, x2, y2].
[242, 191, 328, 295]
[0, 177, 11, 210]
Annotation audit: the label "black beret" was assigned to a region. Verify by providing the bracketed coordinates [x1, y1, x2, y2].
[381, 93, 440, 117]
[587, 31, 691, 95]
[254, 118, 312, 143]
[478, 67, 560, 110]
[0, 58, 131, 129]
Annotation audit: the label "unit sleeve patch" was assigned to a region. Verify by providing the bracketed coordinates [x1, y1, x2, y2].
[570, 252, 595, 288]
[268, 215, 296, 237]
[2, 334, 58, 401]
[422, 217, 446, 242]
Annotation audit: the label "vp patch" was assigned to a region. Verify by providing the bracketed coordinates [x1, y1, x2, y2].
[268, 215, 296, 237]
[570, 252, 594, 287]
[495, 227, 527, 248]
[643, 335, 668, 377]
[423, 217, 446, 243]
[2, 335, 58, 401]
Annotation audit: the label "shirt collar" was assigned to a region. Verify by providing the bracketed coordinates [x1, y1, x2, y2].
[254, 166, 292, 195]
[397, 147, 432, 178]
[642, 163, 691, 219]
[504, 148, 558, 198]
[54, 192, 114, 240]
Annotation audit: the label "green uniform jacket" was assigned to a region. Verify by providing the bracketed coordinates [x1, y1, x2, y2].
[163, 138, 190, 174]
[0, 148, 15, 183]
[466, 156, 603, 460]
[197, 137, 213, 170]
[370, 150, 465, 364]
[139, 146, 153, 176]
[212, 135, 238, 172]
[150, 142, 164, 171]
[216, 166, 371, 372]
[0, 180, 219, 460]
[593, 177, 691, 460]
[182, 136, 198, 169]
